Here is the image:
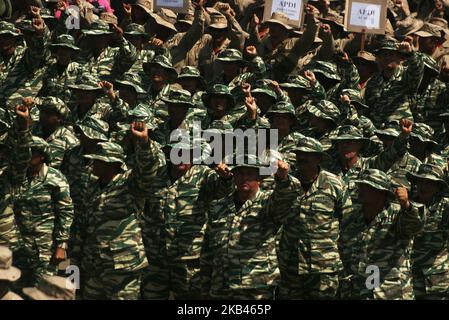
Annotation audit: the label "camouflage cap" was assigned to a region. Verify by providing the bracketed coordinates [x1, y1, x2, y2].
[207, 12, 228, 30]
[177, 12, 194, 26]
[203, 84, 235, 109]
[266, 101, 296, 117]
[150, 9, 178, 33]
[16, 20, 36, 33]
[127, 105, 156, 130]
[352, 50, 377, 67]
[84, 141, 125, 164]
[292, 136, 324, 154]
[263, 12, 293, 30]
[374, 39, 399, 53]
[204, 119, 233, 135]
[394, 17, 424, 39]
[422, 54, 440, 75]
[330, 125, 369, 142]
[320, 13, 344, 28]
[0, 246, 21, 282]
[216, 49, 244, 63]
[162, 88, 194, 107]
[143, 55, 178, 83]
[0, 21, 20, 37]
[307, 100, 341, 123]
[305, 61, 341, 81]
[0, 108, 11, 131]
[439, 111, 449, 118]
[124, 23, 148, 37]
[28, 136, 52, 163]
[228, 153, 268, 171]
[354, 169, 394, 194]
[115, 72, 146, 94]
[280, 75, 312, 91]
[75, 116, 109, 141]
[407, 163, 448, 188]
[157, 8, 177, 25]
[69, 73, 102, 91]
[375, 120, 401, 138]
[82, 20, 113, 36]
[341, 89, 369, 109]
[38, 96, 70, 119]
[411, 123, 437, 145]
[40, 8, 56, 20]
[177, 66, 207, 89]
[415, 22, 445, 39]
[49, 34, 80, 51]
[22, 275, 75, 300]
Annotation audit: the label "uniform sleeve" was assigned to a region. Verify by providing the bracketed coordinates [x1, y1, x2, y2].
[369, 133, 409, 171]
[128, 139, 166, 197]
[24, 27, 48, 72]
[396, 201, 426, 239]
[112, 38, 138, 75]
[170, 8, 205, 65]
[5, 125, 32, 185]
[267, 174, 302, 227]
[52, 174, 75, 246]
[403, 51, 425, 94]
[201, 168, 233, 201]
[226, 12, 247, 51]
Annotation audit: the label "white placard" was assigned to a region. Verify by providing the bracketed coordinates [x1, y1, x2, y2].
[344, 0, 387, 35]
[154, 0, 189, 14]
[263, 0, 306, 28]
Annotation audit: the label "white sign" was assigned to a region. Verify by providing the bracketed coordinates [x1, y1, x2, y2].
[263, 0, 306, 28]
[344, 0, 387, 35]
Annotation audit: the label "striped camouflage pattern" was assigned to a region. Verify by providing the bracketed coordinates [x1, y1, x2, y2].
[13, 162, 74, 287]
[141, 165, 233, 299]
[0, 127, 32, 251]
[69, 140, 164, 299]
[365, 52, 424, 127]
[411, 196, 449, 299]
[277, 170, 352, 299]
[38, 61, 83, 102]
[33, 125, 79, 169]
[201, 177, 300, 299]
[339, 202, 425, 299]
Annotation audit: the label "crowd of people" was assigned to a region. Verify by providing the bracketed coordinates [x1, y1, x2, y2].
[0, 0, 448, 300]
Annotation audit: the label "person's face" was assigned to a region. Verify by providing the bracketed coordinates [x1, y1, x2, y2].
[168, 104, 189, 122]
[222, 62, 241, 77]
[40, 109, 62, 130]
[378, 134, 395, 149]
[86, 34, 110, 51]
[271, 113, 294, 136]
[253, 93, 274, 114]
[75, 90, 98, 107]
[309, 114, 333, 134]
[268, 23, 286, 40]
[0, 35, 17, 56]
[210, 29, 227, 43]
[409, 137, 429, 157]
[78, 132, 100, 153]
[354, 61, 377, 80]
[295, 152, 321, 180]
[92, 159, 119, 179]
[415, 179, 440, 204]
[418, 36, 440, 55]
[440, 65, 449, 82]
[286, 88, 308, 107]
[210, 96, 229, 117]
[55, 47, 73, 65]
[376, 50, 401, 72]
[124, 35, 144, 49]
[358, 184, 387, 206]
[29, 151, 45, 168]
[178, 78, 199, 94]
[171, 162, 193, 175]
[118, 86, 138, 106]
[132, 5, 150, 25]
[233, 167, 261, 193]
[336, 140, 362, 160]
[175, 22, 191, 33]
[150, 66, 168, 87]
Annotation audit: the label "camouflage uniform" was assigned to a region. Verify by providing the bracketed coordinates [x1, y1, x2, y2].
[375, 123, 422, 190]
[70, 140, 164, 299]
[141, 144, 233, 299]
[411, 123, 446, 168]
[365, 40, 425, 127]
[324, 125, 409, 202]
[14, 137, 74, 287]
[408, 164, 449, 299]
[38, 34, 83, 102]
[77, 20, 137, 82]
[277, 138, 353, 300]
[0, 125, 32, 251]
[339, 169, 425, 299]
[32, 97, 79, 169]
[201, 163, 300, 299]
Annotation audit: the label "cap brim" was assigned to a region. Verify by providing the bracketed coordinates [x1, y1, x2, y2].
[83, 30, 113, 36]
[415, 31, 435, 38]
[83, 154, 124, 163]
[115, 80, 146, 94]
[354, 180, 394, 194]
[207, 23, 228, 30]
[68, 85, 102, 91]
[50, 44, 80, 51]
[407, 172, 449, 188]
[264, 19, 293, 30]
[0, 30, 21, 37]
[0, 266, 21, 282]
